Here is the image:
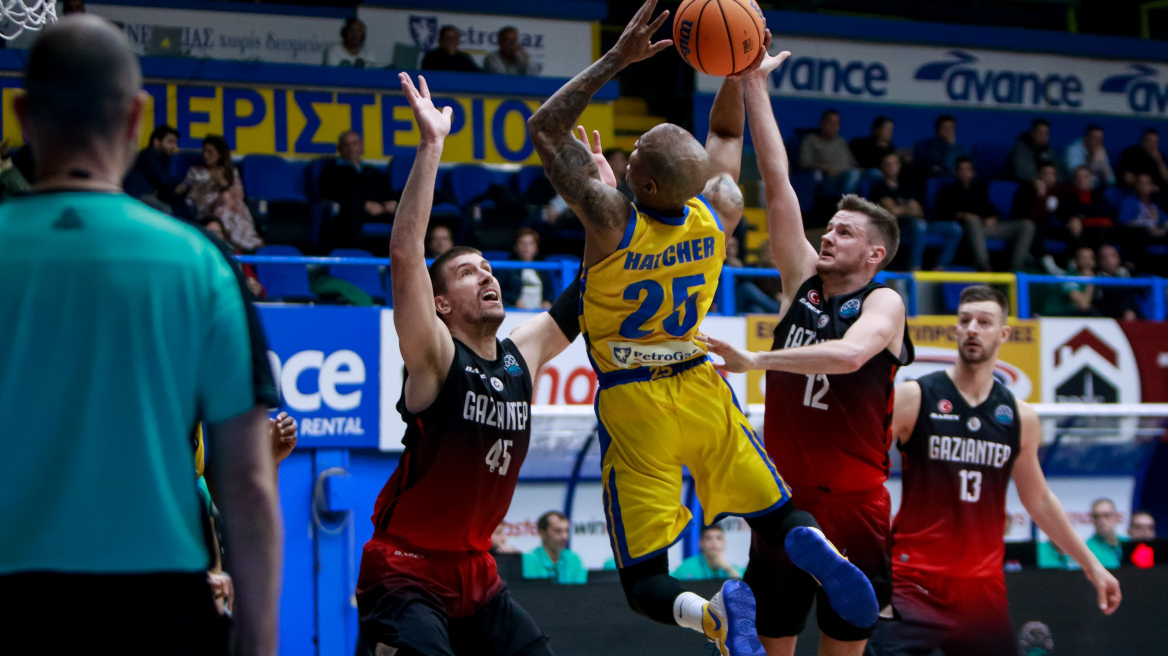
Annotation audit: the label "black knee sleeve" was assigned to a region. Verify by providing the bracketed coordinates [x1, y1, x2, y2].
[744, 500, 820, 551]
[617, 554, 686, 626]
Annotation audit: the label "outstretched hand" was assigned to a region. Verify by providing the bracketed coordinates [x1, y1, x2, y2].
[730, 30, 790, 82]
[610, 0, 673, 65]
[399, 73, 452, 143]
[574, 126, 618, 189]
[696, 333, 759, 374]
[1089, 566, 1122, 615]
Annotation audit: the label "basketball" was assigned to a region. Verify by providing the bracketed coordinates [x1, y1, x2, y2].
[673, 0, 767, 76]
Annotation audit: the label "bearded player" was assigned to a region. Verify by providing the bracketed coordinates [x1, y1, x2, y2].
[355, 74, 583, 656]
[528, 4, 877, 655]
[865, 285, 1120, 656]
[701, 49, 912, 656]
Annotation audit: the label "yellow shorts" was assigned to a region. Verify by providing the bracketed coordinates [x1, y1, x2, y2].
[595, 357, 790, 568]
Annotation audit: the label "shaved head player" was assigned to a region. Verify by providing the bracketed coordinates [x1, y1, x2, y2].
[866, 285, 1120, 656]
[702, 48, 913, 656]
[529, 3, 878, 655]
[354, 74, 582, 656]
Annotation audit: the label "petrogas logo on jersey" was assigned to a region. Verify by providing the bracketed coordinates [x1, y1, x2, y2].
[913, 50, 1084, 108]
[1099, 64, 1168, 114]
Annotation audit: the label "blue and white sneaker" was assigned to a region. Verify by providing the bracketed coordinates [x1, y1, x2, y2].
[785, 526, 879, 628]
[702, 580, 765, 656]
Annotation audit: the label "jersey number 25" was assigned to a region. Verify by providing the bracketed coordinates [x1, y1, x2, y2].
[619, 275, 705, 339]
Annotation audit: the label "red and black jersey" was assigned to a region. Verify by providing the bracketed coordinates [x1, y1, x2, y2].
[892, 371, 1021, 579]
[371, 338, 533, 553]
[765, 276, 913, 494]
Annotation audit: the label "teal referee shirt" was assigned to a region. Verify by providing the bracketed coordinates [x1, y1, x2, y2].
[0, 191, 269, 575]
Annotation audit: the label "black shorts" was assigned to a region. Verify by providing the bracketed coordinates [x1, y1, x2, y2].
[359, 584, 552, 656]
[744, 486, 892, 642]
[0, 571, 229, 655]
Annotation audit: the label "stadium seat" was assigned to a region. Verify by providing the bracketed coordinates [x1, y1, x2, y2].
[241, 155, 308, 201]
[789, 171, 819, 214]
[489, 168, 516, 193]
[516, 166, 545, 196]
[972, 142, 1011, 178]
[304, 156, 334, 203]
[1103, 186, 1130, 210]
[925, 177, 954, 215]
[169, 151, 204, 181]
[450, 165, 493, 207]
[327, 248, 386, 304]
[985, 238, 1008, 252]
[390, 151, 416, 192]
[987, 180, 1020, 220]
[254, 245, 318, 303]
[481, 250, 510, 262]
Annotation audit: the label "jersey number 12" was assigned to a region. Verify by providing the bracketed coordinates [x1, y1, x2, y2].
[803, 374, 830, 410]
[486, 439, 513, 476]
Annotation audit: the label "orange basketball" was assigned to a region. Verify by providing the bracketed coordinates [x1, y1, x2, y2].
[673, 0, 766, 76]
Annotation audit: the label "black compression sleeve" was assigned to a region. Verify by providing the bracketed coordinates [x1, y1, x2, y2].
[547, 277, 581, 342]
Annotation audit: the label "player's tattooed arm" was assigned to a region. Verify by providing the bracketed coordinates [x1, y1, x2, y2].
[702, 172, 745, 235]
[528, 0, 671, 238]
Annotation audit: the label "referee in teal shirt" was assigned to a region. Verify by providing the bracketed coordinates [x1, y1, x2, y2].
[0, 17, 282, 655]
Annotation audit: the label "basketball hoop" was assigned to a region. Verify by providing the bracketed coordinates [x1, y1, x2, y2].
[0, 0, 56, 40]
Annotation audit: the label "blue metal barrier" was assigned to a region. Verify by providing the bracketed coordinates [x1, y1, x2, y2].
[716, 268, 917, 316]
[1015, 272, 1167, 320]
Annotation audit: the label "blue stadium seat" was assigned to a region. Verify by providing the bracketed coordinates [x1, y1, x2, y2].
[481, 250, 510, 262]
[925, 177, 954, 215]
[789, 171, 818, 214]
[241, 155, 308, 201]
[985, 238, 1008, 252]
[517, 166, 545, 196]
[987, 180, 1020, 220]
[1044, 240, 1068, 255]
[362, 223, 392, 239]
[327, 248, 385, 304]
[169, 151, 204, 181]
[305, 156, 334, 203]
[450, 165, 493, 207]
[1103, 186, 1130, 210]
[972, 142, 1011, 178]
[390, 151, 416, 192]
[489, 168, 515, 192]
[254, 245, 317, 302]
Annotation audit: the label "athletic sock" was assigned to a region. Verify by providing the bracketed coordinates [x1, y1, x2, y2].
[673, 591, 708, 633]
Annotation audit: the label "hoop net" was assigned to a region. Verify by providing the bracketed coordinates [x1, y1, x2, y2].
[0, 0, 56, 40]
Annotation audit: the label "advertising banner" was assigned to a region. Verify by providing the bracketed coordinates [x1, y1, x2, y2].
[1040, 318, 1141, 404]
[84, 4, 343, 64]
[696, 34, 1168, 118]
[1117, 322, 1168, 403]
[743, 314, 1041, 405]
[0, 78, 612, 165]
[358, 7, 595, 78]
[258, 306, 380, 448]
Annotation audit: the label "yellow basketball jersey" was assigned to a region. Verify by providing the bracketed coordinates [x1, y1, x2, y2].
[581, 196, 725, 375]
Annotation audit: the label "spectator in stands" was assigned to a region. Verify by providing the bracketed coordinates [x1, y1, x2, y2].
[498, 228, 554, 310]
[123, 124, 186, 216]
[914, 114, 970, 178]
[1096, 244, 1140, 320]
[323, 18, 381, 68]
[1007, 118, 1058, 182]
[1043, 246, 1100, 316]
[1129, 511, 1156, 540]
[203, 218, 265, 299]
[605, 147, 633, 199]
[673, 525, 741, 581]
[849, 115, 896, 170]
[1117, 173, 1168, 275]
[1051, 166, 1116, 264]
[319, 130, 396, 250]
[1087, 498, 1127, 569]
[1065, 124, 1115, 188]
[799, 109, 859, 195]
[424, 223, 454, 258]
[490, 522, 521, 556]
[522, 511, 587, 584]
[177, 135, 262, 251]
[1012, 162, 1063, 268]
[484, 26, 536, 76]
[421, 25, 479, 73]
[61, 0, 84, 14]
[935, 157, 1034, 272]
[1118, 128, 1168, 192]
[870, 151, 960, 271]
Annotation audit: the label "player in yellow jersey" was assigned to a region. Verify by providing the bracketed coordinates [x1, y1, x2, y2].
[529, 3, 878, 655]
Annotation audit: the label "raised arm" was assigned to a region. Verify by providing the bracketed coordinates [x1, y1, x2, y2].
[527, 0, 670, 254]
[702, 77, 746, 235]
[701, 287, 904, 375]
[390, 73, 456, 413]
[1013, 402, 1121, 615]
[741, 50, 819, 292]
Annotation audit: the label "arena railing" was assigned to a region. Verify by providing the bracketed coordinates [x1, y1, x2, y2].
[234, 255, 1168, 320]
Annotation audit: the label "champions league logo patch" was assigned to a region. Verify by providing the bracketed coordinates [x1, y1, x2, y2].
[995, 404, 1014, 425]
[840, 298, 861, 319]
[613, 347, 632, 365]
[967, 417, 982, 432]
[938, 399, 953, 413]
[503, 354, 523, 377]
[818, 315, 830, 328]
